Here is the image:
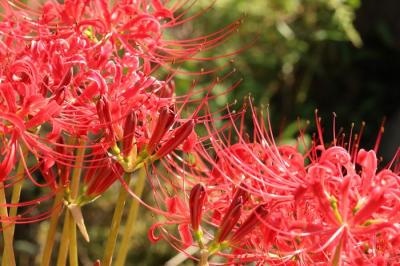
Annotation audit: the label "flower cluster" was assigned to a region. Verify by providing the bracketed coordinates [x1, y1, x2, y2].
[150, 103, 400, 265]
[0, 1, 240, 265]
[0, 0, 238, 222]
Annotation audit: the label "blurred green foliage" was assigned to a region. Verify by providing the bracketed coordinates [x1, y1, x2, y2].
[174, 0, 399, 149]
[176, 0, 361, 105]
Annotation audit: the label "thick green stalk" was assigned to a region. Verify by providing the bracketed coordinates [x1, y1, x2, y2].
[68, 140, 86, 266]
[199, 250, 209, 266]
[56, 211, 71, 266]
[1, 146, 27, 266]
[102, 172, 132, 266]
[56, 138, 86, 266]
[68, 214, 78, 266]
[115, 167, 147, 266]
[40, 191, 64, 266]
[0, 184, 16, 266]
[8, 148, 26, 234]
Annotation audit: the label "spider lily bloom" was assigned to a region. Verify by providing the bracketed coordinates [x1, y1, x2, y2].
[287, 147, 400, 265]
[95, 96, 195, 172]
[0, 4, 242, 266]
[154, 101, 400, 265]
[1, 0, 241, 67]
[191, 104, 309, 203]
[0, 0, 238, 181]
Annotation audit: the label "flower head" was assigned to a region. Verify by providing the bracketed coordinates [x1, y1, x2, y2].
[149, 101, 400, 265]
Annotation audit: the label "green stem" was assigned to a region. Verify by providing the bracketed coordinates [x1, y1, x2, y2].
[1, 145, 27, 266]
[56, 138, 86, 266]
[68, 212, 78, 266]
[102, 172, 133, 266]
[115, 168, 147, 266]
[8, 146, 26, 234]
[56, 211, 71, 266]
[0, 183, 16, 266]
[199, 249, 209, 266]
[68, 139, 86, 266]
[40, 191, 64, 266]
[70, 140, 86, 200]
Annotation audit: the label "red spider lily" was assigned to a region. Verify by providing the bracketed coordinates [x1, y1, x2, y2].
[1, 0, 241, 68]
[0, 0, 219, 232]
[0, 5, 247, 266]
[0, 0, 226, 149]
[95, 93, 197, 174]
[148, 101, 400, 265]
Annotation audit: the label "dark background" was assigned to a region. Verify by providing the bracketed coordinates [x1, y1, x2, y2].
[173, 0, 400, 160]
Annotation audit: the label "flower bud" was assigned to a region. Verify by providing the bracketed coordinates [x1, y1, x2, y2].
[122, 111, 137, 157]
[216, 196, 243, 243]
[155, 120, 194, 159]
[232, 183, 250, 205]
[230, 204, 268, 245]
[147, 106, 175, 154]
[96, 97, 114, 142]
[189, 184, 207, 233]
[54, 87, 66, 105]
